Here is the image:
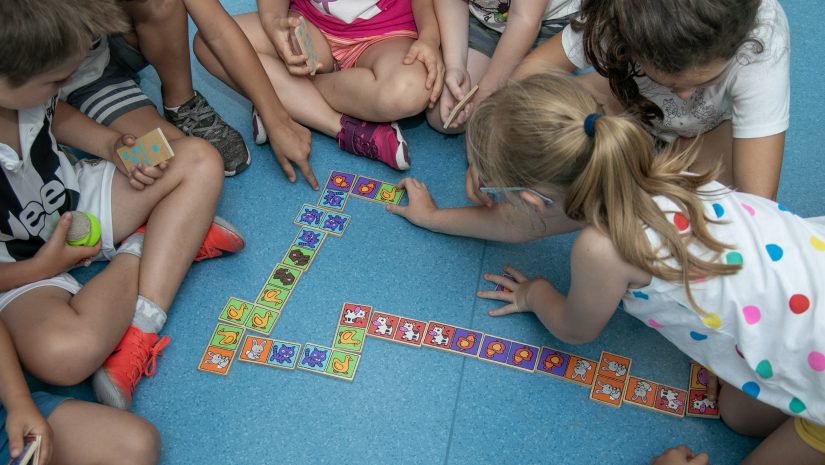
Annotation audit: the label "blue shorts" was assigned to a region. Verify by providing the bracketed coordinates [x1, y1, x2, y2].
[467, 12, 574, 58]
[0, 392, 68, 462]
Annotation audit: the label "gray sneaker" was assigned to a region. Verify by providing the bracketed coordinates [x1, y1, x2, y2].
[164, 91, 251, 177]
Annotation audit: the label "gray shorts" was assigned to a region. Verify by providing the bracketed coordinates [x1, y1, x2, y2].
[64, 36, 155, 126]
[467, 12, 574, 58]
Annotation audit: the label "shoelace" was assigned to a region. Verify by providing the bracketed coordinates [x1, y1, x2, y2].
[126, 335, 171, 391]
[173, 97, 230, 144]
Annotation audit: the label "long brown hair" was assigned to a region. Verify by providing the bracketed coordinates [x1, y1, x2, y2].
[467, 73, 742, 314]
[575, 0, 761, 126]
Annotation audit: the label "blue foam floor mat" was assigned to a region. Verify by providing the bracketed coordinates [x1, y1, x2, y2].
[50, 1, 824, 463]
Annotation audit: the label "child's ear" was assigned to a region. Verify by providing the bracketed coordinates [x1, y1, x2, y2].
[519, 190, 547, 215]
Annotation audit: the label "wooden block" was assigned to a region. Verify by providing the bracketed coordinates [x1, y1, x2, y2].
[116, 128, 174, 171]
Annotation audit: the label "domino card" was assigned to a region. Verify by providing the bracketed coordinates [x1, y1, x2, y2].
[318, 211, 351, 236]
[324, 350, 361, 381]
[266, 340, 302, 370]
[293, 227, 326, 252]
[562, 354, 597, 386]
[317, 188, 349, 211]
[297, 343, 331, 373]
[7, 435, 40, 465]
[332, 324, 367, 353]
[264, 263, 302, 292]
[244, 306, 280, 335]
[505, 341, 540, 372]
[442, 84, 479, 130]
[653, 383, 687, 417]
[238, 335, 275, 365]
[116, 128, 174, 171]
[422, 321, 456, 351]
[294, 204, 327, 229]
[351, 176, 381, 201]
[447, 326, 484, 357]
[366, 311, 400, 341]
[256, 283, 291, 312]
[689, 361, 711, 390]
[292, 16, 319, 75]
[218, 297, 254, 326]
[624, 376, 658, 410]
[376, 182, 404, 205]
[536, 347, 596, 387]
[198, 345, 235, 375]
[590, 375, 626, 407]
[391, 316, 427, 347]
[338, 302, 373, 328]
[686, 388, 720, 418]
[597, 351, 632, 384]
[325, 171, 356, 192]
[282, 244, 316, 271]
[208, 323, 244, 351]
[477, 334, 513, 367]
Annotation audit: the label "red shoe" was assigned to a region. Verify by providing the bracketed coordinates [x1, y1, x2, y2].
[92, 325, 170, 409]
[131, 216, 245, 262]
[337, 115, 410, 170]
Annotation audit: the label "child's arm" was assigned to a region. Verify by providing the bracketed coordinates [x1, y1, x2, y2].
[732, 133, 785, 200]
[52, 102, 164, 191]
[257, 0, 311, 75]
[514, 29, 577, 79]
[479, 227, 642, 344]
[473, 1, 551, 104]
[407, 0, 445, 108]
[0, 212, 102, 292]
[187, 0, 317, 189]
[0, 320, 53, 465]
[435, 0, 472, 126]
[386, 178, 581, 242]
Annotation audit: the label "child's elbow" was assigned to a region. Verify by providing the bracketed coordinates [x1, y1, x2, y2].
[554, 327, 601, 345]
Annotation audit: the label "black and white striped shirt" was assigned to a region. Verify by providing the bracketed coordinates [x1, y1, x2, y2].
[0, 97, 80, 262]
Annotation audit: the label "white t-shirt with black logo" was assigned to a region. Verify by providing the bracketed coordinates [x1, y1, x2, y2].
[0, 97, 80, 262]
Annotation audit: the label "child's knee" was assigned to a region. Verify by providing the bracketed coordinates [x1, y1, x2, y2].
[376, 69, 430, 120]
[27, 328, 109, 385]
[172, 137, 224, 184]
[425, 105, 461, 135]
[121, 417, 161, 465]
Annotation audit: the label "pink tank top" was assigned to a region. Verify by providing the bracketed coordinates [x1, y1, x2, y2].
[290, 0, 417, 38]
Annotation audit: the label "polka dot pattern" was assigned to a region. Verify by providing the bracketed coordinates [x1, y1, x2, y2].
[673, 212, 689, 231]
[742, 381, 760, 398]
[647, 319, 664, 329]
[808, 352, 825, 372]
[789, 294, 811, 314]
[812, 236, 825, 251]
[789, 398, 807, 414]
[702, 313, 722, 329]
[756, 360, 773, 379]
[726, 252, 744, 265]
[741, 203, 756, 216]
[712, 203, 725, 219]
[742, 305, 761, 325]
[765, 244, 784, 261]
[690, 331, 708, 341]
[631, 291, 649, 300]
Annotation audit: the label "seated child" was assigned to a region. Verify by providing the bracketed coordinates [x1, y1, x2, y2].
[429, 0, 579, 133]
[0, 0, 234, 411]
[196, 0, 445, 171]
[388, 73, 825, 464]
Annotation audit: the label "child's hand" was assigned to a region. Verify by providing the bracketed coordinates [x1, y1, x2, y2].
[5, 399, 53, 465]
[477, 265, 551, 316]
[440, 67, 473, 128]
[651, 446, 709, 465]
[403, 39, 444, 108]
[268, 16, 318, 76]
[267, 117, 318, 189]
[33, 212, 101, 273]
[113, 134, 168, 190]
[465, 164, 493, 207]
[385, 177, 438, 228]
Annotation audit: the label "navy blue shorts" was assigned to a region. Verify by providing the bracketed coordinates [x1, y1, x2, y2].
[0, 392, 68, 463]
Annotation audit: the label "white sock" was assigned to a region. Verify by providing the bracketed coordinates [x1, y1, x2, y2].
[131, 295, 167, 334]
[117, 232, 144, 258]
[164, 93, 196, 113]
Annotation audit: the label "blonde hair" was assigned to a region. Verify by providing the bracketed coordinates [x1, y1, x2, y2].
[0, 0, 130, 87]
[467, 73, 741, 314]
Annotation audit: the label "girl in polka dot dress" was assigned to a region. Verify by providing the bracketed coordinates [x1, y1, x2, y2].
[388, 73, 825, 464]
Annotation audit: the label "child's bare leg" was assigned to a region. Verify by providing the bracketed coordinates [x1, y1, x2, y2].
[193, 12, 342, 137]
[742, 419, 825, 465]
[426, 48, 490, 133]
[110, 136, 223, 309]
[108, 106, 184, 142]
[1, 256, 140, 385]
[719, 382, 788, 437]
[48, 400, 160, 465]
[120, 0, 194, 107]
[313, 37, 430, 121]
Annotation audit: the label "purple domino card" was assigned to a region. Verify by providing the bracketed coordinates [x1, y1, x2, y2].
[318, 188, 348, 211]
[295, 204, 326, 228]
[478, 335, 512, 364]
[326, 171, 356, 192]
[449, 327, 483, 356]
[352, 176, 381, 200]
[494, 271, 516, 292]
[506, 342, 540, 371]
[536, 347, 571, 377]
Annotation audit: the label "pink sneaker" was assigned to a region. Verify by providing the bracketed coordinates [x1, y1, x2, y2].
[337, 115, 410, 170]
[92, 325, 170, 409]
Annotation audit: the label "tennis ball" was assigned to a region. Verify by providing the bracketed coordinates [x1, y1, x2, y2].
[65, 211, 101, 247]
